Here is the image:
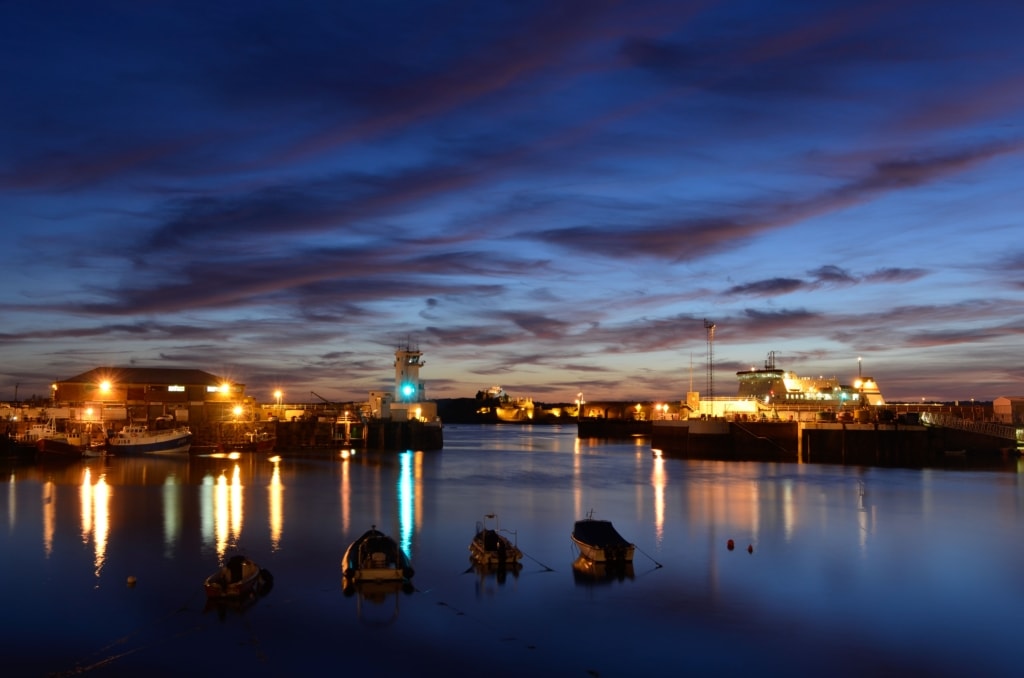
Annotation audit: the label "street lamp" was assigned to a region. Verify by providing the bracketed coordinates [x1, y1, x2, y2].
[274, 389, 283, 416]
[576, 392, 584, 421]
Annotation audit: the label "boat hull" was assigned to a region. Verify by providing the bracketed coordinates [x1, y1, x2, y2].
[36, 437, 88, 460]
[107, 425, 192, 456]
[571, 518, 635, 563]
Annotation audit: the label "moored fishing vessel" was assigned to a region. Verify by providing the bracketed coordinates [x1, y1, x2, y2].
[342, 527, 414, 583]
[229, 429, 276, 453]
[204, 555, 273, 599]
[571, 511, 635, 563]
[106, 418, 192, 455]
[469, 514, 522, 566]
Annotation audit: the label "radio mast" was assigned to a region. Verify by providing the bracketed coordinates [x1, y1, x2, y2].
[704, 319, 716, 402]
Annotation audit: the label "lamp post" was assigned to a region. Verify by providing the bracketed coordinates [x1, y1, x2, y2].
[576, 392, 584, 421]
[274, 389, 283, 417]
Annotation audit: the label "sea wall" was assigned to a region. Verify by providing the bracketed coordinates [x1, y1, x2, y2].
[646, 420, 1015, 468]
[272, 419, 442, 452]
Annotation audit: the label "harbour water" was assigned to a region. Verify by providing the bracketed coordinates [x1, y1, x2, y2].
[2, 424, 1023, 676]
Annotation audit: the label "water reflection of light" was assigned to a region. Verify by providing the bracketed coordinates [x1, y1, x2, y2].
[857, 479, 875, 555]
[79, 469, 110, 578]
[200, 475, 215, 553]
[339, 453, 350, 533]
[783, 480, 795, 541]
[231, 464, 243, 544]
[205, 464, 245, 559]
[651, 456, 666, 545]
[215, 471, 229, 555]
[269, 458, 283, 552]
[163, 475, 181, 558]
[92, 476, 110, 578]
[573, 437, 583, 519]
[43, 480, 55, 557]
[80, 468, 91, 546]
[8, 472, 16, 532]
[397, 451, 413, 556]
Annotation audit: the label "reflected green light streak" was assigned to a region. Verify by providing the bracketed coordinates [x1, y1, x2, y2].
[398, 451, 413, 556]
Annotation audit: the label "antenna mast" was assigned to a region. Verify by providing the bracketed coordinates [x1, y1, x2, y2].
[704, 319, 716, 402]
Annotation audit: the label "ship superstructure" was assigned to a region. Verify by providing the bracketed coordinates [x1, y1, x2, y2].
[736, 352, 884, 406]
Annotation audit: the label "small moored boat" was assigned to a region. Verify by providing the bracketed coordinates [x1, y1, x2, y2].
[342, 526, 414, 583]
[571, 511, 635, 563]
[469, 514, 522, 566]
[204, 555, 272, 599]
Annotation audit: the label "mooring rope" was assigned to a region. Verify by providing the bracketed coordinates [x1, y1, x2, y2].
[53, 588, 205, 675]
[519, 548, 555, 572]
[634, 544, 663, 569]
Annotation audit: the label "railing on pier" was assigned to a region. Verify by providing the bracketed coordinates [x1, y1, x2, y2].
[919, 412, 1023, 449]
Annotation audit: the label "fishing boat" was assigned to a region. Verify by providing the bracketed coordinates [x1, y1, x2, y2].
[469, 514, 522, 566]
[36, 437, 88, 460]
[229, 429, 276, 453]
[571, 511, 635, 563]
[342, 526, 414, 583]
[203, 555, 273, 600]
[106, 418, 192, 455]
[36, 423, 106, 460]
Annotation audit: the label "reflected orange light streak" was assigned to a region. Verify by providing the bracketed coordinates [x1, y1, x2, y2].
[269, 459, 283, 552]
[215, 471, 228, 556]
[572, 437, 583, 519]
[80, 468, 92, 545]
[92, 476, 109, 578]
[7, 472, 15, 532]
[651, 456, 666, 545]
[43, 480, 55, 558]
[339, 455, 350, 533]
[79, 468, 110, 577]
[213, 464, 245, 559]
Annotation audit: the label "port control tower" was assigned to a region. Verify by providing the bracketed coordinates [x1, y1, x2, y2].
[394, 343, 425, 403]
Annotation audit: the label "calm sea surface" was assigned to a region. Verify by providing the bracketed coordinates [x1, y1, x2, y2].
[2, 424, 1023, 677]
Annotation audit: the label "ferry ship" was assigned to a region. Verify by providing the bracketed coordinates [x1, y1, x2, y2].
[736, 352, 884, 407]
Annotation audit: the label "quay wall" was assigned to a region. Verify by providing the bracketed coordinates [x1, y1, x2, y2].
[578, 418, 652, 438]
[271, 419, 442, 453]
[644, 419, 1017, 468]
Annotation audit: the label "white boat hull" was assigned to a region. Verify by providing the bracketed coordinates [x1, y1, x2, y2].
[107, 424, 192, 455]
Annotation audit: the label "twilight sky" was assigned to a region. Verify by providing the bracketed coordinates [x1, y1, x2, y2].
[3, 0, 1023, 405]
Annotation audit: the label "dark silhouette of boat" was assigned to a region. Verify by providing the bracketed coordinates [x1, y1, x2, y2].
[571, 511, 635, 563]
[342, 527, 414, 583]
[469, 514, 522, 567]
[204, 555, 273, 600]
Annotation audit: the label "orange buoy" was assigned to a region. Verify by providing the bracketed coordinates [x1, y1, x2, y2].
[747, 544, 753, 554]
[727, 539, 735, 550]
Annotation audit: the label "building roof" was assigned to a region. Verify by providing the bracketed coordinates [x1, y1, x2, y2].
[59, 367, 228, 386]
